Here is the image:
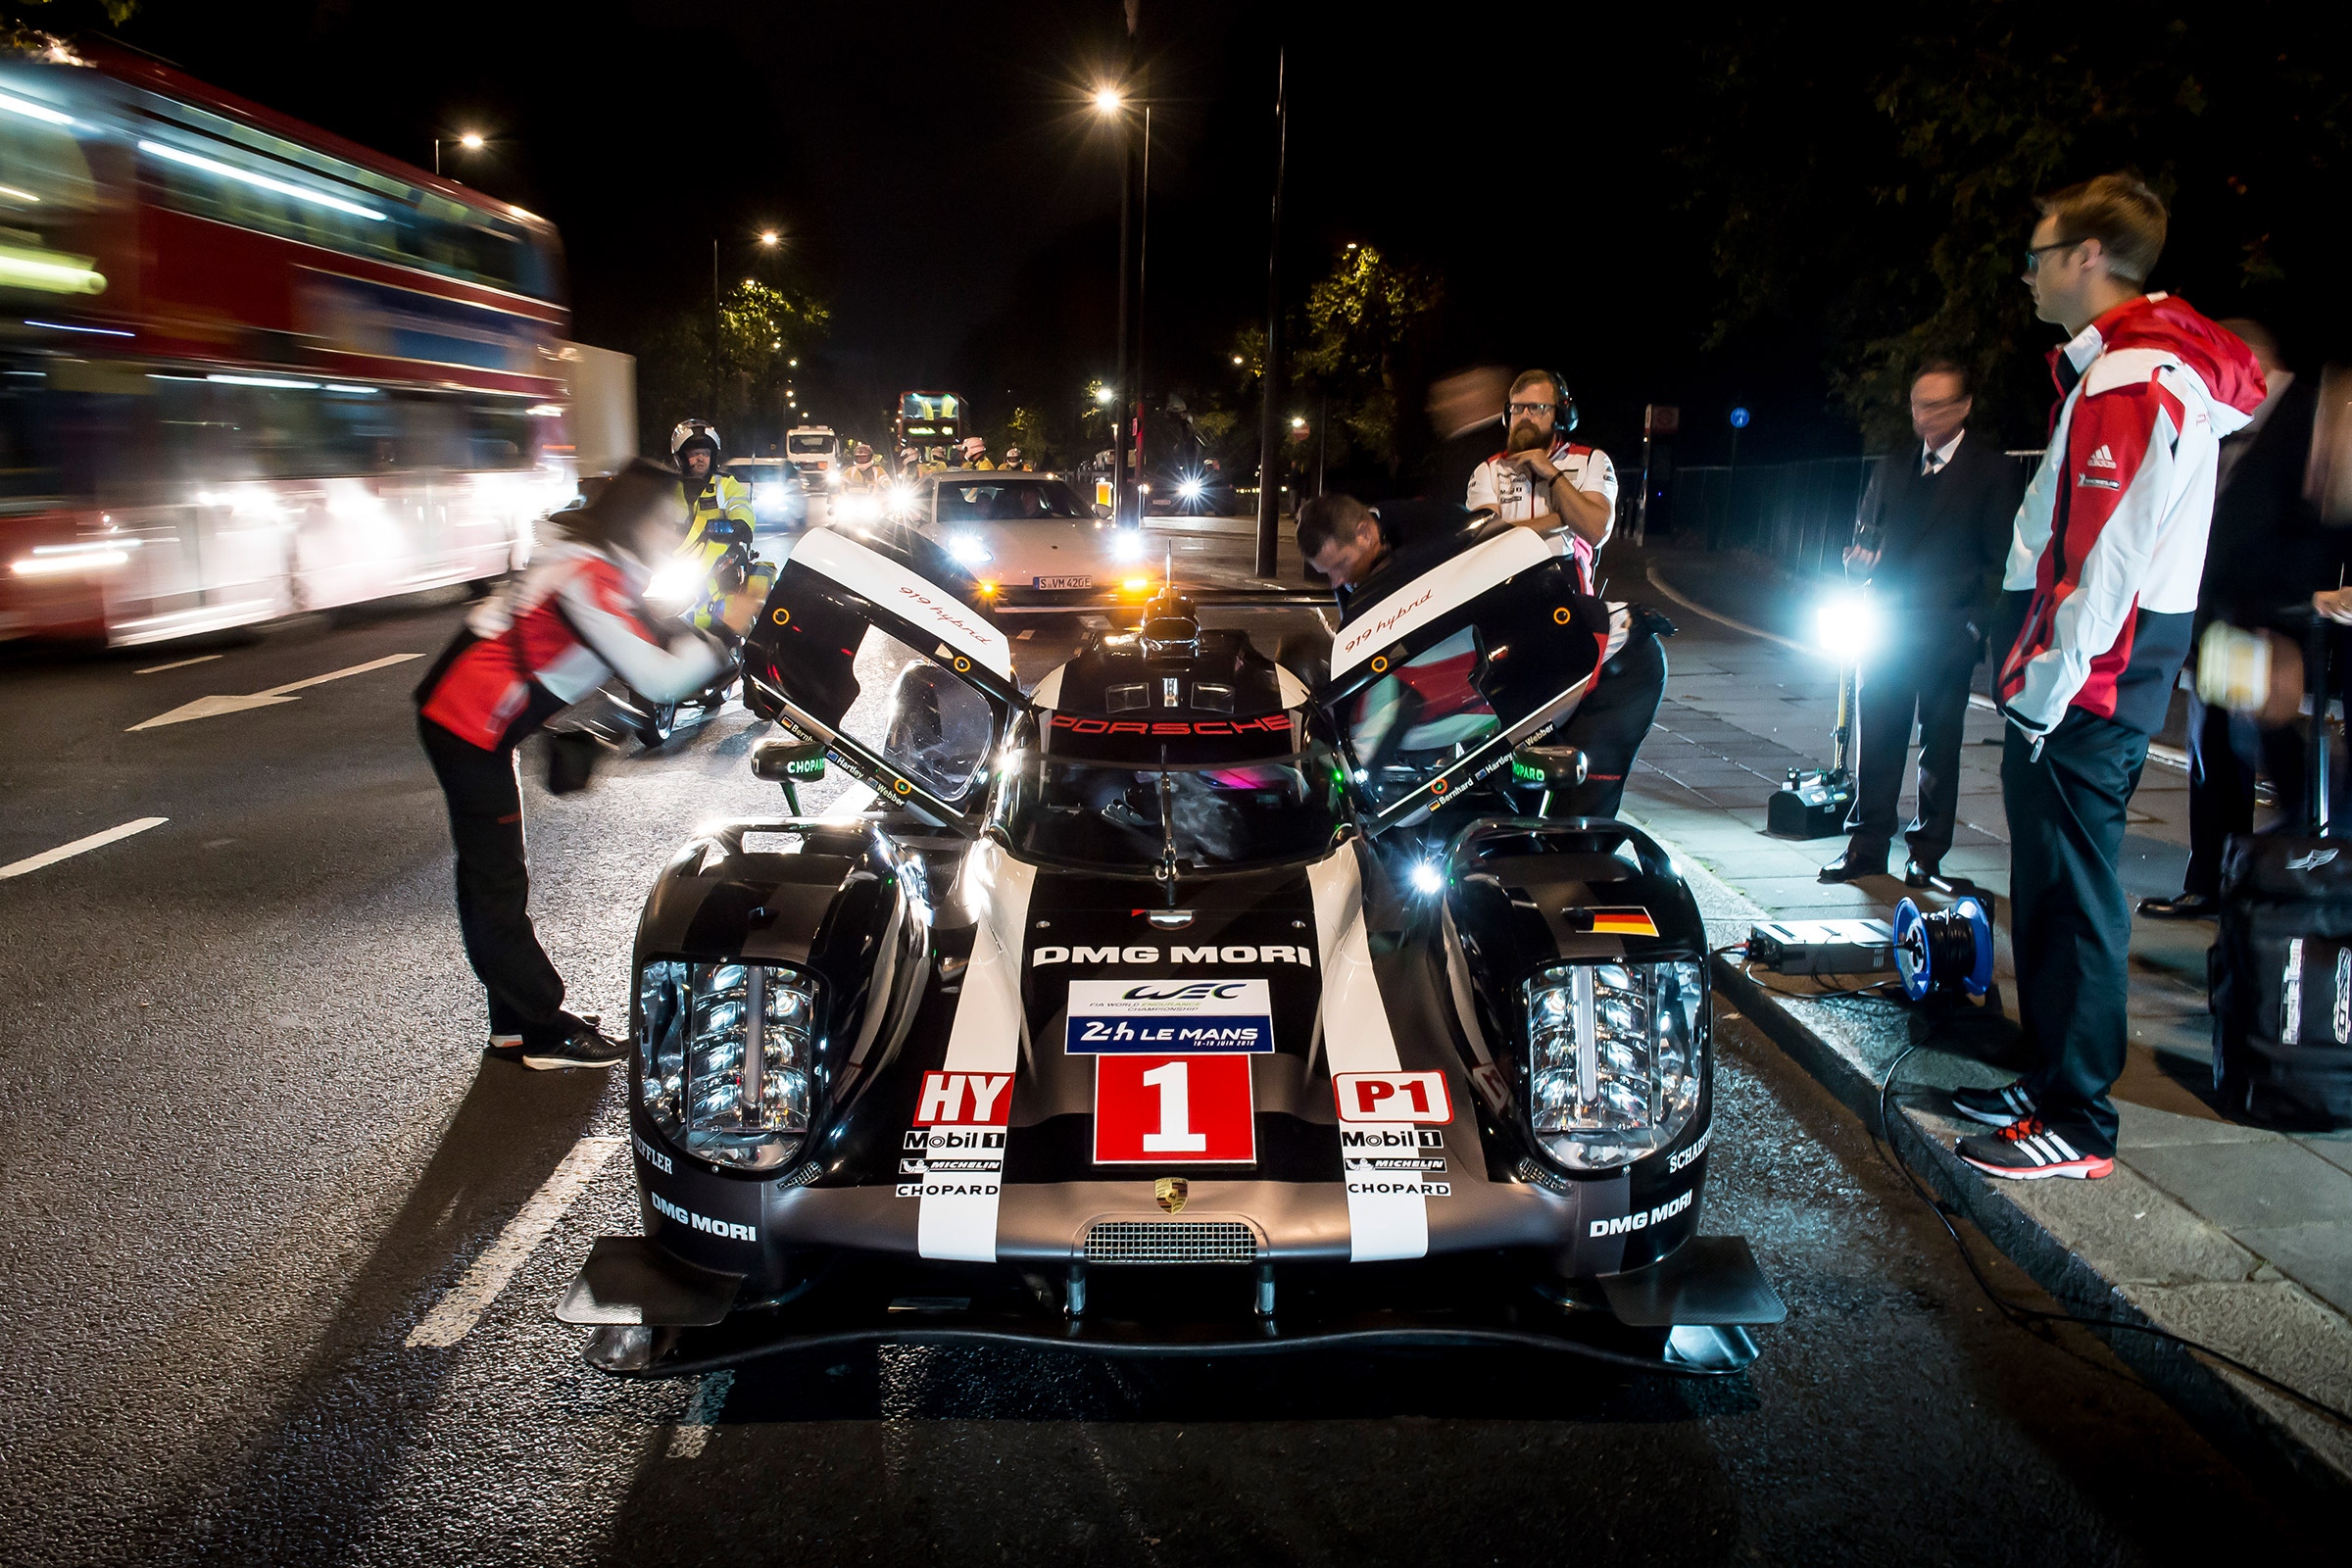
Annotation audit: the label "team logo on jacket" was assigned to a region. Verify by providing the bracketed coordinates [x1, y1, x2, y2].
[1154, 1176, 1189, 1213]
[2085, 444, 2118, 468]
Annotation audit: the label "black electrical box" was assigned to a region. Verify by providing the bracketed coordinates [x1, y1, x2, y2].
[1744, 918, 1896, 976]
[1767, 766, 1855, 839]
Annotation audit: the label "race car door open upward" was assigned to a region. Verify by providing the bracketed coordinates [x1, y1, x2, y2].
[741, 522, 1017, 832]
[1313, 519, 1616, 832]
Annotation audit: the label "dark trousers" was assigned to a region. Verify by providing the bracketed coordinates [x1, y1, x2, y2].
[417, 715, 568, 1043]
[2184, 691, 2265, 898]
[2003, 710, 2150, 1154]
[1555, 632, 1667, 818]
[1848, 617, 1977, 866]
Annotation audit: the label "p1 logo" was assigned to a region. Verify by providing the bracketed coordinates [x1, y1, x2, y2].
[1332, 1070, 1452, 1124]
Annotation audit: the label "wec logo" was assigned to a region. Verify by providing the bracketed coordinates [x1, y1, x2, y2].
[1120, 982, 1250, 1003]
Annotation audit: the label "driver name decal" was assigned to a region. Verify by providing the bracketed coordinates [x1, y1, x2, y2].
[1065, 979, 1275, 1054]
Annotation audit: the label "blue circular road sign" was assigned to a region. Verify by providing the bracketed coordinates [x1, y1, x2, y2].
[1729, 407, 1752, 429]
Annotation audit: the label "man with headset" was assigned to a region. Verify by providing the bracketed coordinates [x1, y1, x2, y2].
[669, 418, 760, 637]
[1465, 368, 1618, 593]
[1459, 368, 1666, 816]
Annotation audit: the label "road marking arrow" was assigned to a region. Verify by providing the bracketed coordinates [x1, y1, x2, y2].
[128, 653, 422, 731]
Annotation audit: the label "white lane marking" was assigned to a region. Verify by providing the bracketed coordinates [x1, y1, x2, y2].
[134, 654, 222, 675]
[129, 652, 422, 730]
[252, 652, 422, 698]
[405, 1135, 624, 1349]
[667, 1369, 736, 1458]
[0, 816, 168, 880]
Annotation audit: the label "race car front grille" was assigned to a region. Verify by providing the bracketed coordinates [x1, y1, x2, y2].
[1082, 1220, 1257, 1265]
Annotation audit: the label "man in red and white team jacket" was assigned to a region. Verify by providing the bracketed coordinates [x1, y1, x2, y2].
[414, 460, 759, 1070]
[1952, 175, 2266, 1179]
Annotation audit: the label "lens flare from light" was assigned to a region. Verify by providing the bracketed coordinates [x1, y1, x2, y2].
[1410, 862, 1445, 895]
[1815, 593, 1882, 662]
[1110, 530, 1145, 563]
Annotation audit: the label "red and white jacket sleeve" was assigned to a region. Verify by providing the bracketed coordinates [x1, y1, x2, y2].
[1996, 370, 2186, 734]
[561, 560, 724, 703]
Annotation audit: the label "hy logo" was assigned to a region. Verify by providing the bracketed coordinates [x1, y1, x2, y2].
[2287, 848, 2339, 872]
[2086, 444, 2119, 469]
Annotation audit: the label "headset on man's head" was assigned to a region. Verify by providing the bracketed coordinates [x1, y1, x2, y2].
[1520, 368, 1578, 436]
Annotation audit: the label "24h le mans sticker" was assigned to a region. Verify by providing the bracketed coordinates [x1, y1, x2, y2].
[1064, 978, 1275, 1054]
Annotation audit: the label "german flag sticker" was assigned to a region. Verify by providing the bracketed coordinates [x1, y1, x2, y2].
[1584, 906, 1659, 937]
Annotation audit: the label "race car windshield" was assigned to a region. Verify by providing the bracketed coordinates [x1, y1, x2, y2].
[935, 481, 1088, 522]
[991, 742, 1348, 870]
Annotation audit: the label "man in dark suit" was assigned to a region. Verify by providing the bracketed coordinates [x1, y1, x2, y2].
[2140, 319, 2337, 918]
[1822, 361, 2024, 885]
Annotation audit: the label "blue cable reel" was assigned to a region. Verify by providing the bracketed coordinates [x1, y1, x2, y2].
[1892, 896, 1994, 1002]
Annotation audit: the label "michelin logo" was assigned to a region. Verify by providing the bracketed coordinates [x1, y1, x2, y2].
[651, 1191, 756, 1243]
[1588, 1188, 1694, 1239]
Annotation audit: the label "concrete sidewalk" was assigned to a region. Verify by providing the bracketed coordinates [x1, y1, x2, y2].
[1614, 541, 2352, 1494]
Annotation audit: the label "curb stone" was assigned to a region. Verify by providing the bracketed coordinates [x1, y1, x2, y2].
[1640, 819, 2352, 1505]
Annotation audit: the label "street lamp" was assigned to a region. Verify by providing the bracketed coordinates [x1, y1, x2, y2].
[1095, 83, 1151, 527]
[433, 130, 486, 177]
[711, 227, 783, 415]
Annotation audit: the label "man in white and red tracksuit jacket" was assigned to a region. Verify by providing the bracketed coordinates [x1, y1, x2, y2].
[413, 460, 752, 1070]
[1951, 175, 2267, 1180]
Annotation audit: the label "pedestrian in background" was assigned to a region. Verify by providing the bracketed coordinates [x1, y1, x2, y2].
[1821, 361, 2022, 887]
[2139, 319, 2337, 917]
[1954, 174, 2266, 1179]
[1419, 364, 1510, 508]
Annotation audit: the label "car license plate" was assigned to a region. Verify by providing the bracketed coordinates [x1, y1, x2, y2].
[1034, 574, 1092, 589]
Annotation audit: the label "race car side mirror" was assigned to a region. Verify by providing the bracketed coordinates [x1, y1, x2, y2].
[751, 738, 828, 782]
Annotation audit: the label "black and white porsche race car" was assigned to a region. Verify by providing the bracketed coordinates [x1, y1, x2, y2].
[558, 517, 1784, 1375]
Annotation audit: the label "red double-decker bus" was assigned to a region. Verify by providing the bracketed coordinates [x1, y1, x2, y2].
[0, 37, 574, 646]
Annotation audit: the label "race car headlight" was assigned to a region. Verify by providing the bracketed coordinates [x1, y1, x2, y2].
[637, 959, 815, 1171]
[1524, 958, 1704, 1171]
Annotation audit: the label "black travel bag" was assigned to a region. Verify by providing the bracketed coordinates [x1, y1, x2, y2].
[2211, 616, 2352, 1129]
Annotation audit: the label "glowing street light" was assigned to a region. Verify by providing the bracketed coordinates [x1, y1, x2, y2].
[1093, 87, 1125, 114]
[459, 131, 485, 151]
[758, 230, 779, 246]
[1095, 386, 1116, 405]
[433, 130, 488, 176]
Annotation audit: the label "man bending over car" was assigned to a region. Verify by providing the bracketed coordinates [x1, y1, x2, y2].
[412, 461, 762, 1070]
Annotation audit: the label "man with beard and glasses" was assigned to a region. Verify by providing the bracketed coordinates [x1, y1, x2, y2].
[1457, 368, 1666, 815]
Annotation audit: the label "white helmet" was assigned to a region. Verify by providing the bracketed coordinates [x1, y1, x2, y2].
[669, 418, 722, 459]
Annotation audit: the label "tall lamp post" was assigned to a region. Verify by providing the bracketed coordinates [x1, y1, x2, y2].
[1094, 87, 1151, 528]
[710, 229, 781, 416]
[1251, 48, 1288, 577]
[433, 130, 484, 177]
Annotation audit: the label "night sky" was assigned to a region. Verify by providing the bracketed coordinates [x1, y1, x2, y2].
[82, 1, 2338, 472]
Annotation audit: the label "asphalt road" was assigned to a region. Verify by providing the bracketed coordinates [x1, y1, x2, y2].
[0, 530, 2328, 1564]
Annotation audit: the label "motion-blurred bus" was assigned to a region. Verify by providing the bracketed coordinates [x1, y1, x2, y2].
[893, 391, 959, 467]
[0, 37, 574, 646]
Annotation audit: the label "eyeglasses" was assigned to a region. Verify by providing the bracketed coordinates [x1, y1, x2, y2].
[1506, 402, 1556, 418]
[2024, 237, 2085, 273]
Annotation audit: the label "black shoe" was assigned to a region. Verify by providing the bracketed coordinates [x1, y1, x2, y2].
[1957, 1117, 2114, 1180]
[520, 1021, 627, 1071]
[1904, 858, 1940, 889]
[1819, 851, 1887, 884]
[2138, 891, 2219, 920]
[1950, 1081, 2036, 1128]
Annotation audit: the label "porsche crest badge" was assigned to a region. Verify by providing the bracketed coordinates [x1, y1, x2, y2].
[1154, 1176, 1189, 1213]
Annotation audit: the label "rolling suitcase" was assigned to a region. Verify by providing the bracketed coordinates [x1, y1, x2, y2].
[2211, 615, 2352, 1129]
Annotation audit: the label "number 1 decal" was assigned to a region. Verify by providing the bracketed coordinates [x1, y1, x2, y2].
[1139, 1059, 1210, 1152]
[1094, 1054, 1256, 1164]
